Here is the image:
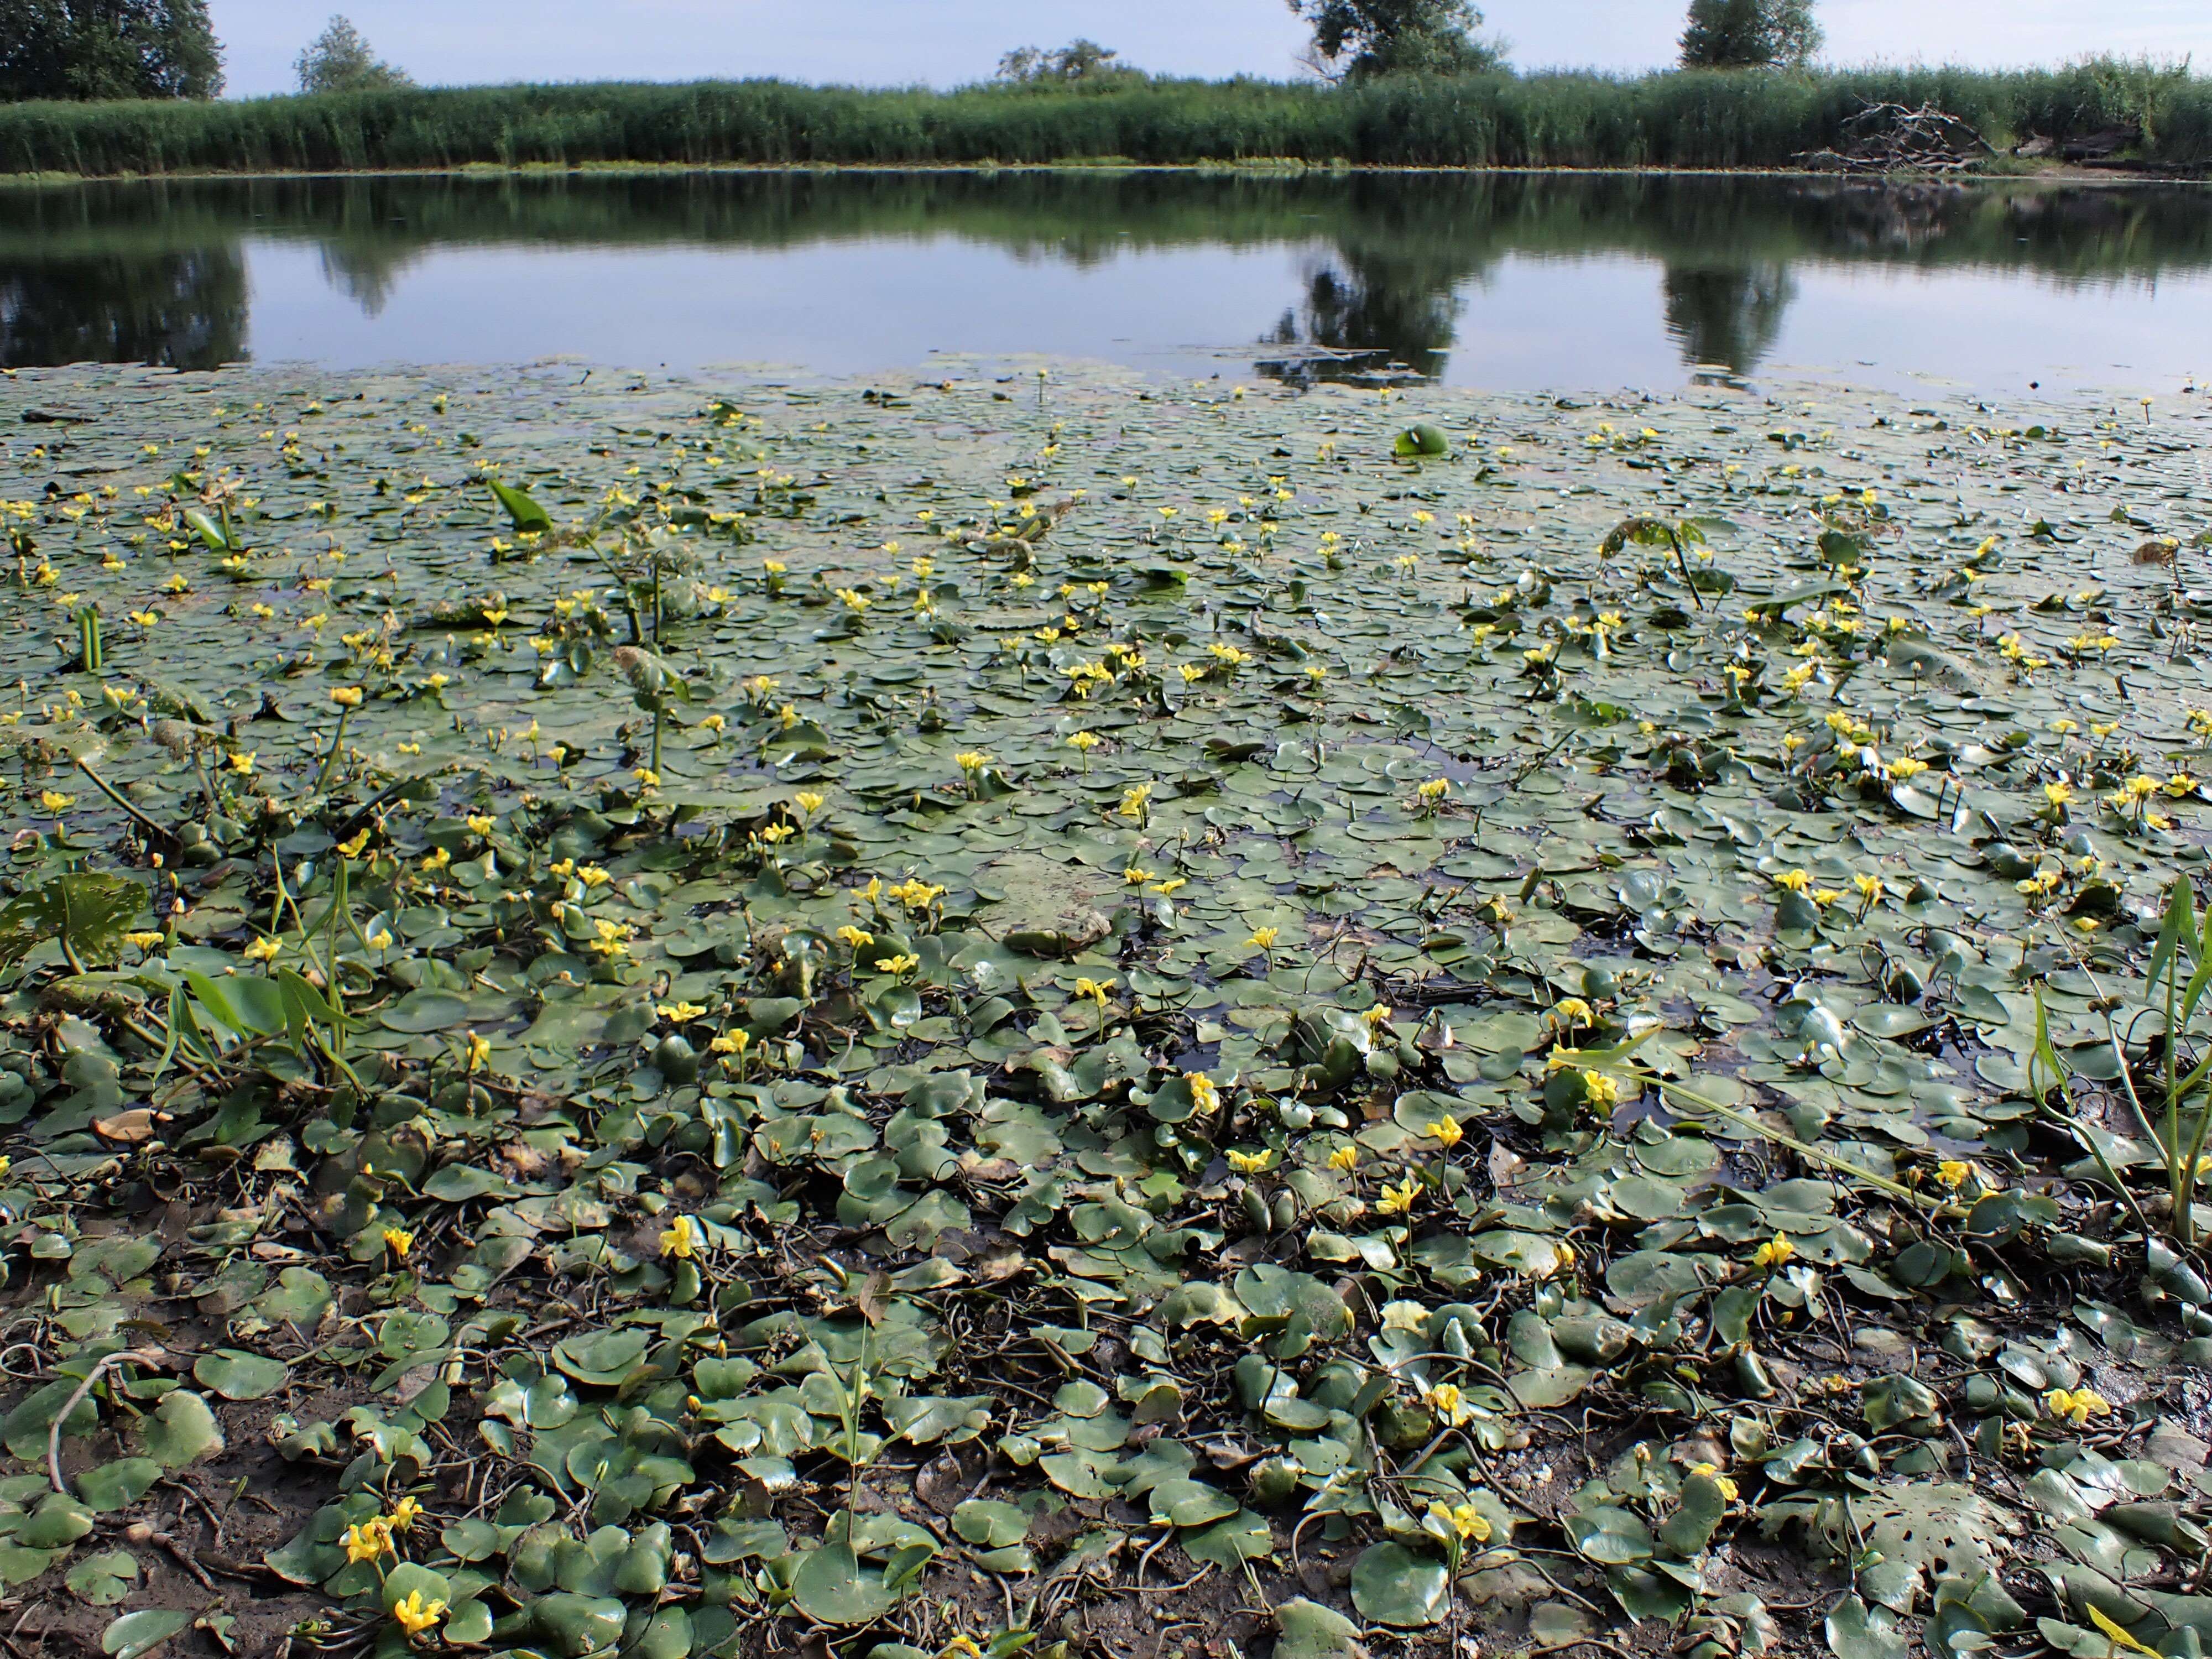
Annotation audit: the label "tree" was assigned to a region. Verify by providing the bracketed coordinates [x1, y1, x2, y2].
[995, 39, 1137, 86]
[295, 14, 411, 96]
[1679, 0, 1822, 69]
[1287, 0, 1506, 81]
[0, 0, 224, 101]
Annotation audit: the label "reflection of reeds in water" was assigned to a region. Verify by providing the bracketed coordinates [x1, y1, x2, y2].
[3, 169, 2210, 379]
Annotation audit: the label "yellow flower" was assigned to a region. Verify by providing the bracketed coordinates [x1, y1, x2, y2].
[1186, 1070, 1220, 1115]
[1427, 1115, 1464, 1149]
[126, 931, 166, 952]
[836, 926, 874, 949]
[382, 1226, 413, 1259]
[1124, 867, 1154, 885]
[1226, 1149, 1272, 1175]
[1147, 878, 1186, 896]
[1581, 1070, 1620, 1107]
[575, 865, 611, 888]
[330, 686, 364, 708]
[1362, 1004, 1394, 1031]
[387, 1495, 423, 1533]
[464, 1031, 492, 1071]
[1934, 1159, 1973, 1189]
[888, 878, 946, 910]
[1750, 1234, 1794, 1270]
[1550, 997, 1592, 1027]
[38, 790, 73, 813]
[633, 766, 661, 789]
[874, 954, 920, 975]
[1417, 778, 1450, 802]
[1376, 1177, 1421, 1217]
[2044, 782, 2075, 808]
[243, 936, 282, 963]
[656, 1001, 706, 1022]
[1426, 1499, 1490, 1541]
[227, 750, 257, 775]
[337, 828, 371, 859]
[1246, 926, 1279, 951]
[660, 1215, 699, 1259]
[1328, 1144, 1359, 1172]
[1068, 731, 1101, 753]
[344, 1519, 394, 1564]
[1073, 977, 1112, 1008]
[1852, 873, 1884, 901]
[2045, 1386, 2111, 1426]
[391, 1589, 446, 1638]
[795, 790, 826, 815]
[367, 929, 394, 951]
[1772, 869, 1812, 893]
[465, 813, 494, 837]
[710, 1030, 751, 1056]
[420, 847, 450, 873]
[1422, 1383, 1472, 1425]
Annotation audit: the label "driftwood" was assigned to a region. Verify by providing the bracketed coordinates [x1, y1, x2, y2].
[1797, 102, 1994, 175]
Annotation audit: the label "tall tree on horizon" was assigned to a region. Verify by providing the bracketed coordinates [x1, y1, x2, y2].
[295, 15, 413, 96]
[0, 0, 224, 101]
[1679, 0, 1823, 69]
[1287, 0, 1507, 81]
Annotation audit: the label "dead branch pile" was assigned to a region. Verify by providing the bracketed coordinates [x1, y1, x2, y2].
[1797, 102, 1994, 175]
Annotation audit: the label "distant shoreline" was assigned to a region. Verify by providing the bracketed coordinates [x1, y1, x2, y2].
[0, 159, 2193, 189]
[1, 65, 2204, 180]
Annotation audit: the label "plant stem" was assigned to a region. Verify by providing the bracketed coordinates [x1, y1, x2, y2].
[314, 707, 352, 794]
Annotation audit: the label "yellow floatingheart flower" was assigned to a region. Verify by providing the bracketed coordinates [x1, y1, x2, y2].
[330, 686, 364, 708]
[382, 1225, 414, 1259]
[1751, 1234, 1794, 1270]
[1427, 1115, 1464, 1149]
[243, 936, 282, 963]
[337, 828, 371, 859]
[1934, 1159, 1974, 1188]
[795, 790, 826, 815]
[344, 1517, 394, 1564]
[1246, 927, 1279, 951]
[1225, 1148, 1272, 1175]
[660, 1215, 699, 1259]
[391, 1589, 446, 1637]
[2044, 1386, 2111, 1426]
[1376, 1176, 1421, 1217]
[39, 790, 74, 812]
[1185, 1070, 1220, 1115]
[1582, 1070, 1620, 1107]
[836, 926, 874, 949]
[1328, 1144, 1359, 1172]
[1688, 1462, 1740, 1503]
[387, 1495, 423, 1532]
[1772, 869, 1812, 893]
[710, 1030, 751, 1056]
[655, 1002, 706, 1023]
[1422, 1383, 1472, 1427]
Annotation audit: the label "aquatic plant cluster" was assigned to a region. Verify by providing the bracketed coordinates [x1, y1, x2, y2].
[3, 360, 2212, 1657]
[0, 58, 2204, 179]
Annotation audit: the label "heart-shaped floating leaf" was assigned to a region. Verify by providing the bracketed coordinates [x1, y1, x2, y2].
[19, 1492, 95, 1548]
[76, 1458, 161, 1513]
[102, 1609, 191, 1659]
[1351, 1541, 1449, 1628]
[1274, 1598, 1366, 1659]
[790, 1542, 896, 1624]
[133, 1391, 223, 1470]
[193, 1349, 288, 1400]
[551, 1327, 652, 1387]
[66, 1548, 139, 1606]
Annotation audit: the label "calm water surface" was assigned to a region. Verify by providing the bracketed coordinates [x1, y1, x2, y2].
[4, 170, 2211, 395]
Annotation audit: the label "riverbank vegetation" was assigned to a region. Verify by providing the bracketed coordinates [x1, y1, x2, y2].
[0, 57, 2204, 179]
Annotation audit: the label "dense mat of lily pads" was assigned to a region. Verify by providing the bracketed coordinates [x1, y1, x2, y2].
[4, 358, 2212, 1659]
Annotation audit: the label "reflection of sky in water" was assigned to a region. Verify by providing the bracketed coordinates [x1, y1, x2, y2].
[220, 233, 2212, 398]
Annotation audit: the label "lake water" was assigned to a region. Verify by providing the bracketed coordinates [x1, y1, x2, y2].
[5, 169, 2211, 395]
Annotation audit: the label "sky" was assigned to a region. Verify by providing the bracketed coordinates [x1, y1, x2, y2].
[210, 1, 2212, 98]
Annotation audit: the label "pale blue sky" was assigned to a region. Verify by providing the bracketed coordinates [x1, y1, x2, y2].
[211, 1, 2212, 97]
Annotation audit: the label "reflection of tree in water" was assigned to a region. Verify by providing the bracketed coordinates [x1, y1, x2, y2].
[318, 242, 416, 316]
[1662, 263, 1797, 379]
[0, 249, 247, 370]
[1256, 249, 1470, 387]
